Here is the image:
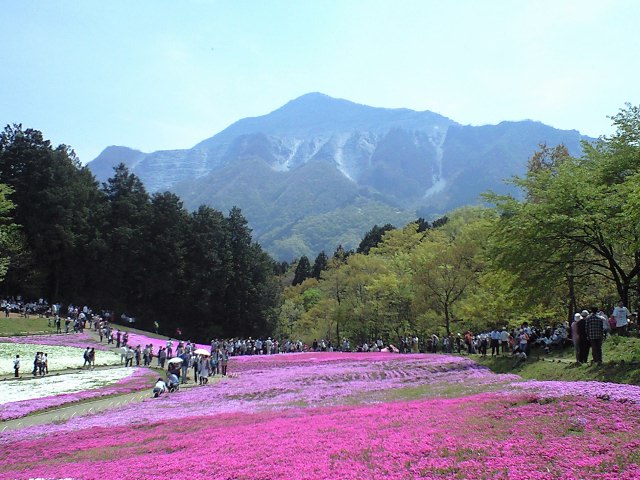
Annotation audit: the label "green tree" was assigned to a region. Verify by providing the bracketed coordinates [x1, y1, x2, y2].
[488, 104, 640, 313]
[411, 210, 487, 336]
[311, 251, 328, 279]
[0, 124, 103, 300]
[357, 223, 395, 254]
[0, 184, 20, 282]
[292, 255, 312, 285]
[100, 163, 151, 311]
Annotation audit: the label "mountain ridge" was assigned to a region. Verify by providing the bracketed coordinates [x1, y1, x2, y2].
[87, 93, 588, 259]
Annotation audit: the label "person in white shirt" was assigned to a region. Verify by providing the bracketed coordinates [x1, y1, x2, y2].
[13, 355, 20, 377]
[612, 301, 631, 336]
[153, 378, 167, 398]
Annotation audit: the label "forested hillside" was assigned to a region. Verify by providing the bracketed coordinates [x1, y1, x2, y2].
[0, 125, 280, 340]
[1, 104, 638, 344]
[276, 105, 640, 344]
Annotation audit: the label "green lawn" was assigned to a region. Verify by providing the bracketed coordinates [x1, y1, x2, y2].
[475, 335, 640, 385]
[0, 315, 167, 339]
[0, 315, 55, 336]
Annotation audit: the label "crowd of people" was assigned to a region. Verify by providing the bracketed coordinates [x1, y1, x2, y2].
[4, 295, 638, 392]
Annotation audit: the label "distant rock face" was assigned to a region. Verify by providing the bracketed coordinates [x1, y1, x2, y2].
[88, 92, 587, 260]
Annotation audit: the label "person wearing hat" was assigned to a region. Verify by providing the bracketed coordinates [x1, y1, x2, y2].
[571, 313, 582, 362]
[586, 307, 604, 364]
[576, 310, 591, 363]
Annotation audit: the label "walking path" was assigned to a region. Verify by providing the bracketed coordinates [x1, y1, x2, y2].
[1, 389, 150, 432]
[2, 327, 219, 431]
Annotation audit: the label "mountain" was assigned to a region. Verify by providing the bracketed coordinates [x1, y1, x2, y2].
[88, 93, 587, 260]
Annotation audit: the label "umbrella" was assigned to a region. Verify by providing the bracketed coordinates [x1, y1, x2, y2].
[167, 357, 183, 364]
[193, 348, 210, 356]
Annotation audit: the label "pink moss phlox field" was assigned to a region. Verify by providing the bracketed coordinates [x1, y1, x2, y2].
[0, 332, 111, 350]
[1, 367, 154, 421]
[512, 379, 640, 404]
[3, 353, 640, 479]
[0, 353, 519, 439]
[121, 331, 208, 352]
[2, 393, 640, 480]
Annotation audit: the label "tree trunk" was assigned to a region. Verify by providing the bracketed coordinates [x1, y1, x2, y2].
[567, 272, 576, 324]
[444, 303, 451, 337]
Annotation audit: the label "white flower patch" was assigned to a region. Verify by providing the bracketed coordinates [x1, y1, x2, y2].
[0, 367, 136, 404]
[0, 343, 120, 375]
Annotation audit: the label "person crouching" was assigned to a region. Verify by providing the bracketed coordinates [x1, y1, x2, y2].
[153, 377, 167, 398]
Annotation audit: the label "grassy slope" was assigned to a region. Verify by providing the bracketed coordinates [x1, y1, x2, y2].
[475, 335, 640, 385]
[0, 316, 167, 339]
[0, 315, 55, 336]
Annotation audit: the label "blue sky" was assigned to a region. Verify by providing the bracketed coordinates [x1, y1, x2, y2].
[1, 0, 638, 163]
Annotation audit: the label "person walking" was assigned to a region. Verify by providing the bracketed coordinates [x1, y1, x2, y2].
[586, 307, 604, 364]
[199, 355, 210, 385]
[83, 347, 91, 368]
[13, 355, 20, 378]
[220, 348, 229, 376]
[612, 301, 631, 336]
[125, 347, 135, 367]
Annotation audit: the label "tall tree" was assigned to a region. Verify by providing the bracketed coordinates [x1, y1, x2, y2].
[0, 124, 103, 300]
[100, 163, 151, 311]
[0, 184, 20, 283]
[311, 251, 328, 280]
[292, 256, 311, 286]
[489, 104, 640, 311]
[357, 224, 395, 254]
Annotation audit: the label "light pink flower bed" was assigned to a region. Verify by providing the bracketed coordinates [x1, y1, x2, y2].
[1, 367, 156, 421]
[0, 332, 111, 350]
[2, 352, 640, 479]
[119, 331, 208, 353]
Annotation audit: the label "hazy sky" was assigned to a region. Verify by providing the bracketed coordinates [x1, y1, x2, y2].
[2, 0, 638, 163]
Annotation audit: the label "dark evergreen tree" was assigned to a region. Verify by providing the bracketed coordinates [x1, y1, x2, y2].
[292, 256, 311, 285]
[138, 191, 190, 331]
[357, 224, 395, 254]
[225, 207, 256, 336]
[0, 124, 103, 300]
[183, 205, 230, 339]
[99, 163, 151, 313]
[311, 251, 328, 279]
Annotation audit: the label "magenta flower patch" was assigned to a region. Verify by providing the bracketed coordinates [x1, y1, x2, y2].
[2, 352, 639, 479]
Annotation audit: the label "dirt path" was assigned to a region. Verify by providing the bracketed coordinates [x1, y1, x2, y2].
[1, 389, 151, 432]
[1, 376, 207, 432]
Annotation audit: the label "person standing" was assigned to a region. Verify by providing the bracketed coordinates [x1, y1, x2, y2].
[220, 348, 229, 376]
[586, 307, 604, 364]
[571, 313, 582, 363]
[199, 355, 210, 385]
[134, 345, 141, 366]
[125, 347, 134, 367]
[612, 301, 631, 336]
[180, 351, 189, 383]
[13, 355, 20, 377]
[577, 310, 590, 363]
